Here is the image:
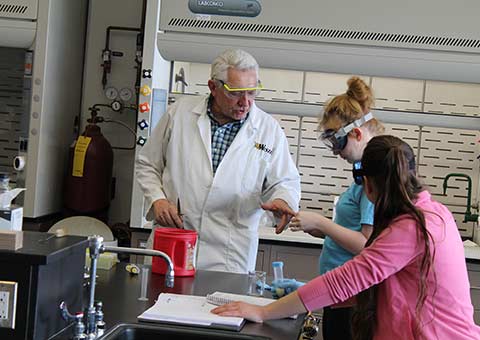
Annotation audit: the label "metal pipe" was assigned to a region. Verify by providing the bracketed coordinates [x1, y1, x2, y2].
[87, 236, 104, 336]
[102, 245, 175, 288]
[443, 173, 479, 223]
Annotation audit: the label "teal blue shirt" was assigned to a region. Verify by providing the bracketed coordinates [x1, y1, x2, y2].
[319, 183, 374, 274]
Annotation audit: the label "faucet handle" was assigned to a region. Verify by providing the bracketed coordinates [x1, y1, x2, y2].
[60, 301, 78, 322]
[95, 301, 105, 323]
[95, 301, 106, 337]
[95, 301, 104, 321]
[73, 313, 87, 340]
[60, 302, 88, 340]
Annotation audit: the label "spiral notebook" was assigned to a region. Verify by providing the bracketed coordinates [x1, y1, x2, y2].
[137, 293, 245, 331]
[206, 292, 275, 307]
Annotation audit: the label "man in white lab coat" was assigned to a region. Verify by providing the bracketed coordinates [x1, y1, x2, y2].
[136, 49, 301, 273]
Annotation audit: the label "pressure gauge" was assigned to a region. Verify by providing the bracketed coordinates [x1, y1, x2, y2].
[105, 86, 118, 100]
[119, 87, 133, 102]
[111, 100, 123, 112]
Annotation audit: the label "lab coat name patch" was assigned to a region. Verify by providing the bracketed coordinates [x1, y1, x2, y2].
[254, 142, 272, 155]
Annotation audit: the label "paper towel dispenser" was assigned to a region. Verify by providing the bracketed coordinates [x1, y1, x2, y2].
[0, 0, 37, 48]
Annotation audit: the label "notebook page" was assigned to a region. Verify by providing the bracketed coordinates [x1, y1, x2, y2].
[138, 293, 244, 329]
[207, 292, 298, 319]
[207, 292, 274, 306]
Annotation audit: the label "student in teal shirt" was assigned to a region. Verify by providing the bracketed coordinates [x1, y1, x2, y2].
[319, 183, 373, 275]
[289, 77, 384, 340]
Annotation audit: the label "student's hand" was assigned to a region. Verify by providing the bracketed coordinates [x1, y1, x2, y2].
[211, 302, 265, 323]
[152, 199, 184, 228]
[290, 211, 326, 238]
[261, 199, 296, 234]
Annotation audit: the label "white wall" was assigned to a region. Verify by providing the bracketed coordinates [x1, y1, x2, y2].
[81, 0, 143, 223]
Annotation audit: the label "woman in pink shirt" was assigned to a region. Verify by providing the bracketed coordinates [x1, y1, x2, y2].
[213, 135, 480, 340]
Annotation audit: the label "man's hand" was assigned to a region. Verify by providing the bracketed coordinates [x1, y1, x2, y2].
[261, 199, 296, 234]
[152, 199, 184, 228]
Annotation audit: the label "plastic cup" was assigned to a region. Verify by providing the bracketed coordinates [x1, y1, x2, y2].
[247, 270, 266, 296]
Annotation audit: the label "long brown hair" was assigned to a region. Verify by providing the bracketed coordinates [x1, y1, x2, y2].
[352, 135, 435, 340]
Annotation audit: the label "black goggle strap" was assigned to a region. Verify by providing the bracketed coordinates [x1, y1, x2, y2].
[352, 152, 416, 185]
[352, 161, 365, 185]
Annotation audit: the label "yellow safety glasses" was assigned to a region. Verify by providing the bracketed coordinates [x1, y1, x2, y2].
[216, 79, 263, 99]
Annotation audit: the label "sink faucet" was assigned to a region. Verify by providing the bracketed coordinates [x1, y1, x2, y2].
[101, 245, 175, 288]
[443, 173, 479, 223]
[60, 235, 175, 339]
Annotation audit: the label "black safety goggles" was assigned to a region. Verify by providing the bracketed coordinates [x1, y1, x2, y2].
[320, 129, 348, 152]
[320, 112, 374, 153]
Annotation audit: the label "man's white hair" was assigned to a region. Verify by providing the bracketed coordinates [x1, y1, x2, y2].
[210, 49, 259, 82]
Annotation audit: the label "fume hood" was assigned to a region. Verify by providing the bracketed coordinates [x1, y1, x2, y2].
[0, 0, 87, 218]
[157, 0, 480, 84]
[0, 0, 37, 48]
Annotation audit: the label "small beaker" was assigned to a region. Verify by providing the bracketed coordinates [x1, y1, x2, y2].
[247, 270, 266, 296]
[138, 266, 149, 301]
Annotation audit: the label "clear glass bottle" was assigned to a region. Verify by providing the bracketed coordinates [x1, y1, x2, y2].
[0, 173, 10, 194]
[272, 261, 284, 282]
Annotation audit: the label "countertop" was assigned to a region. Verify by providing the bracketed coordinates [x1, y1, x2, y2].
[258, 226, 324, 245]
[258, 226, 480, 262]
[54, 265, 304, 340]
[0, 231, 88, 265]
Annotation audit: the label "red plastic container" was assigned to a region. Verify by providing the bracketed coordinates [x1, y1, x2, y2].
[152, 228, 197, 276]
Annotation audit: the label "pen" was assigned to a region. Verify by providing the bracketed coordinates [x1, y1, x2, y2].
[177, 198, 184, 217]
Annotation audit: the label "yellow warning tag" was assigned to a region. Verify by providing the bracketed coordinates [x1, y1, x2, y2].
[72, 136, 92, 177]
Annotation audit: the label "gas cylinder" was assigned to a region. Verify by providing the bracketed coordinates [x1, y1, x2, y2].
[64, 124, 113, 214]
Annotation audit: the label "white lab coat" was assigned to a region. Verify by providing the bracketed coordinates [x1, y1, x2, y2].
[136, 95, 300, 273]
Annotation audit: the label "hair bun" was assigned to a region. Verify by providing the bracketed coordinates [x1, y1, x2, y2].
[345, 76, 373, 112]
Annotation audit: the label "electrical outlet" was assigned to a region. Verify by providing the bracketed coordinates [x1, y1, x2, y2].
[0, 291, 9, 319]
[0, 281, 17, 329]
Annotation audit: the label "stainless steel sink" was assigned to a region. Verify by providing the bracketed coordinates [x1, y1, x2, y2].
[99, 323, 272, 340]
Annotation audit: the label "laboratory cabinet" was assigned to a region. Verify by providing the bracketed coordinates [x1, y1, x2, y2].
[256, 242, 322, 282]
[0, 233, 87, 340]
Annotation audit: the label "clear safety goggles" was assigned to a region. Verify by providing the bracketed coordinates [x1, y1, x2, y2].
[216, 79, 264, 99]
[319, 112, 374, 152]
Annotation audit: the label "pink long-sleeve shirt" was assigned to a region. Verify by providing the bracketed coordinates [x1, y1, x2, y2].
[298, 191, 480, 339]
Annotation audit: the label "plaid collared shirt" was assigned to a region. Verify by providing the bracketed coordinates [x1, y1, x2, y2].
[207, 100, 248, 174]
